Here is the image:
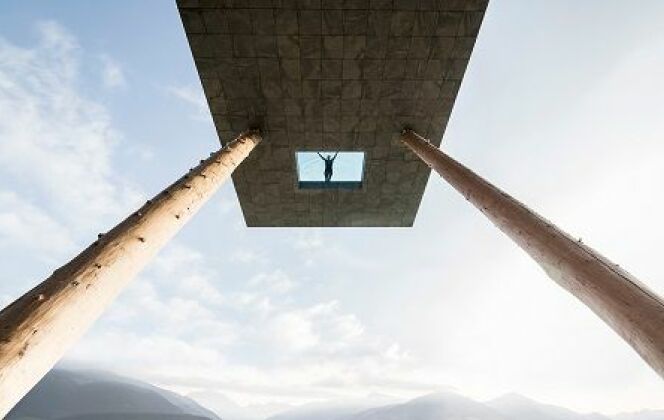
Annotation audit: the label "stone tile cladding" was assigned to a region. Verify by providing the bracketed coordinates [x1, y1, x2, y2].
[178, 0, 487, 226]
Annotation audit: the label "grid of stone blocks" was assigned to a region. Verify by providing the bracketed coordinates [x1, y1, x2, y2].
[178, 0, 487, 227]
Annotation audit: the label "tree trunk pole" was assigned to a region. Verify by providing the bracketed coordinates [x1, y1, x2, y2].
[0, 130, 261, 417]
[401, 129, 664, 379]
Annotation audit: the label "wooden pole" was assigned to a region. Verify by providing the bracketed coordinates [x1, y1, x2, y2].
[0, 130, 261, 417]
[401, 129, 664, 380]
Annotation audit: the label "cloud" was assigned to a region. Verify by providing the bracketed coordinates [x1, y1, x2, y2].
[0, 20, 142, 240]
[268, 311, 319, 353]
[70, 238, 416, 407]
[166, 84, 210, 122]
[0, 191, 75, 258]
[150, 244, 227, 307]
[99, 54, 126, 89]
[292, 230, 323, 251]
[230, 249, 267, 265]
[249, 270, 294, 294]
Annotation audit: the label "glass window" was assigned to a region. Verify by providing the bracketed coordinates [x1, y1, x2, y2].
[296, 151, 365, 189]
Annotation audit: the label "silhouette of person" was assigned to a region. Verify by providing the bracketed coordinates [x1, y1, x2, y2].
[317, 152, 338, 182]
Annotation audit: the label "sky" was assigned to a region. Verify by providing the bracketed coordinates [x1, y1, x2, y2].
[297, 152, 365, 182]
[1, 0, 664, 415]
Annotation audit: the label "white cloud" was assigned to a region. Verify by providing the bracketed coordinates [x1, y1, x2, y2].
[292, 230, 323, 251]
[99, 54, 126, 89]
[166, 84, 210, 122]
[70, 238, 415, 407]
[0, 21, 142, 239]
[230, 249, 267, 265]
[249, 269, 294, 294]
[269, 311, 319, 353]
[150, 244, 226, 307]
[0, 190, 75, 258]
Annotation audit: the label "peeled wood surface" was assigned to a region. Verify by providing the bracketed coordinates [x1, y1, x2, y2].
[402, 129, 664, 380]
[0, 131, 261, 418]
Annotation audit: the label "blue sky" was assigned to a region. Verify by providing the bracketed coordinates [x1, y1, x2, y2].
[296, 152, 364, 182]
[1, 0, 664, 415]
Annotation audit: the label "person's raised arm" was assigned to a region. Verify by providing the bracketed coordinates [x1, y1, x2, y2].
[332, 152, 339, 160]
[317, 152, 324, 160]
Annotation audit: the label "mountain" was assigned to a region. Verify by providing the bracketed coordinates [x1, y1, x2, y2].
[348, 392, 506, 420]
[267, 393, 397, 420]
[188, 390, 290, 420]
[265, 391, 663, 420]
[8, 369, 663, 420]
[487, 393, 610, 420]
[7, 368, 220, 420]
[50, 416, 209, 420]
[613, 411, 664, 420]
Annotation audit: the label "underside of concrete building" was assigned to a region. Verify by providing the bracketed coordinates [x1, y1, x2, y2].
[178, 0, 487, 226]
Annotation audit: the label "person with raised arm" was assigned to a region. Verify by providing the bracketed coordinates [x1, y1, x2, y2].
[317, 151, 338, 182]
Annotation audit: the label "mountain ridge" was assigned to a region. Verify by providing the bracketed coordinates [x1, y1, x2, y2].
[8, 368, 664, 420]
[264, 391, 664, 420]
[7, 368, 220, 420]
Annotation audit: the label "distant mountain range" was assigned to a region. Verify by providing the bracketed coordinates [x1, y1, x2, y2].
[263, 391, 664, 420]
[7, 368, 220, 420]
[7, 368, 664, 420]
[487, 393, 610, 420]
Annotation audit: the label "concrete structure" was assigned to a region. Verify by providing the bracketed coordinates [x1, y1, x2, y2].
[0, 131, 261, 418]
[401, 129, 664, 380]
[178, 0, 487, 226]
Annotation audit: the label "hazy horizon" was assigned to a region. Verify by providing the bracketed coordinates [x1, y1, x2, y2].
[19, 365, 664, 419]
